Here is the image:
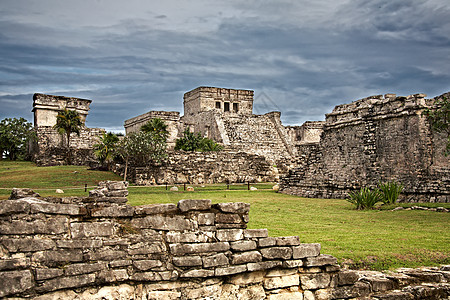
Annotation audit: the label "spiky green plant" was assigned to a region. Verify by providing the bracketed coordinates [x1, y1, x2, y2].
[378, 181, 404, 204]
[347, 187, 383, 210]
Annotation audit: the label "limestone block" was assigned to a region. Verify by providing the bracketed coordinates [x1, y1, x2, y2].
[1, 238, 56, 252]
[247, 261, 283, 272]
[198, 213, 215, 225]
[65, 262, 108, 276]
[231, 251, 262, 265]
[300, 273, 331, 290]
[303, 290, 314, 300]
[0, 217, 68, 235]
[229, 270, 265, 285]
[0, 258, 30, 271]
[35, 268, 64, 280]
[260, 247, 293, 260]
[231, 240, 257, 251]
[338, 270, 360, 286]
[203, 253, 229, 268]
[0, 270, 33, 298]
[91, 205, 134, 217]
[244, 229, 268, 238]
[134, 203, 178, 215]
[36, 273, 96, 293]
[166, 231, 213, 243]
[178, 199, 211, 212]
[275, 236, 300, 246]
[283, 260, 304, 268]
[264, 274, 300, 290]
[184, 283, 222, 299]
[105, 190, 129, 197]
[361, 276, 397, 292]
[215, 264, 247, 276]
[267, 292, 303, 300]
[216, 213, 242, 224]
[147, 291, 181, 300]
[128, 241, 166, 255]
[131, 215, 195, 231]
[173, 256, 202, 267]
[98, 269, 129, 282]
[331, 281, 371, 299]
[32, 249, 83, 266]
[304, 254, 337, 267]
[266, 268, 298, 277]
[56, 239, 102, 249]
[88, 249, 127, 261]
[30, 201, 84, 215]
[105, 181, 128, 191]
[70, 222, 115, 238]
[0, 199, 31, 215]
[133, 260, 163, 271]
[169, 242, 230, 255]
[55, 189, 64, 194]
[9, 188, 40, 200]
[109, 260, 132, 268]
[258, 237, 276, 247]
[170, 186, 179, 191]
[131, 271, 177, 282]
[180, 269, 215, 278]
[216, 229, 244, 242]
[215, 202, 250, 214]
[315, 288, 332, 300]
[292, 243, 321, 259]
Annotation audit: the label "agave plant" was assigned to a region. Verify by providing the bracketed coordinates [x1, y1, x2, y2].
[378, 181, 404, 204]
[347, 187, 383, 210]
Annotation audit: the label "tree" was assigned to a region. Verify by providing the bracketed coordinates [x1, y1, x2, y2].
[423, 96, 450, 156]
[93, 132, 119, 170]
[53, 109, 83, 164]
[0, 117, 36, 160]
[116, 131, 168, 181]
[140, 118, 169, 142]
[175, 127, 223, 152]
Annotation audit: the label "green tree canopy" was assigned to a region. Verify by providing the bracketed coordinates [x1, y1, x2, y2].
[0, 117, 35, 160]
[93, 132, 120, 170]
[140, 118, 169, 142]
[53, 109, 83, 164]
[175, 127, 223, 152]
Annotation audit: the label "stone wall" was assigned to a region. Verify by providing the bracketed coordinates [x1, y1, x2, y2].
[2, 184, 449, 299]
[116, 150, 283, 185]
[280, 93, 450, 202]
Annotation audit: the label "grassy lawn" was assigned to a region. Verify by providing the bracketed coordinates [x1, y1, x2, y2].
[1, 160, 449, 270]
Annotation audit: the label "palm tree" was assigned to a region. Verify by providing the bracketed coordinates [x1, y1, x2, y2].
[140, 118, 169, 142]
[94, 132, 119, 170]
[53, 109, 83, 164]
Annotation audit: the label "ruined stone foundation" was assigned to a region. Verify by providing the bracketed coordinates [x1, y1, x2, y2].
[1, 182, 449, 299]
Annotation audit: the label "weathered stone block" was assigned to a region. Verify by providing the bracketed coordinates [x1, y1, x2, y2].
[35, 268, 64, 280]
[133, 260, 163, 271]
[70, 222, 115, 238]
[215, 202, 250, 214]
[147, 291, 181, 299]
[0, 258, 30, 271]
[131, 271, 177, 281]
[216, 213, 242, 224]
[91, 205, 134, 217]
[331, 281, 371, 299]
[231, 240, 257, 251]
[30, 201, 83, 215]
[215, 264, 247, 276]
[109, 260, 132, 268]
[292, 243, 321, 259]
[32, 250, 83, 266]
[105, 190, 129, 197]
[0, 199, 31, 215]
[300, 273, 331, 290]
[361, 276, 397, 292]
[1, 238, 56, 252]
[36, 274, 96, 292]
[304, 254, 337, 267]
[56, 239, 102, 249]
[266, 268, 298, 277]
[203, 253, 229, 268]
[0, 270, 33, 297]
[105, 181, 128, 191]
[267, 292, 304, 300]
[173, 256, 202, 267]
[166, 231, 213, 243]
[264, 274, 299, 290]
[247, 260, 283, 272]
[178, 199, 211, 212]
[131, 215, 195, 231]
[283, 260, 304, 268]
[169, 242, 230, 255]
[216, 229, 244, 241]
[98, 269, 129, 282]
[87, 249, 127, 261]
[260, 247, 293, 260]
[65, 262, 108, 276]
[231, 251, 262, 265]
[258, 237, 276, 247]
[275, 236, 300, 246]
[198, 213, 215, 225]
[244, 228, 268, 238]
[0, 217, 68, 235]
[229, 270, 265, 285]
[128, 241, 166, 255]
[134, 203, 178, 215]
[180, 269, 215, 278]
[338, 270, 359, 286]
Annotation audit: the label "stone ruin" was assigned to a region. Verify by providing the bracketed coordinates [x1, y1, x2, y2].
[29, 93, 104, 166]
[1, 182, 449, 299]
[28, 87, 449, 202]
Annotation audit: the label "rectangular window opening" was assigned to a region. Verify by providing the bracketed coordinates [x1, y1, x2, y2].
[224, 102, 230, 112]
[216, 101, 221, 109]
[233, 103, 239, 113]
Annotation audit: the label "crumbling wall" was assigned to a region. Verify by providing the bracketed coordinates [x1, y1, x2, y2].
[280, 93, 450, 202]
[2, 184, 449, 299]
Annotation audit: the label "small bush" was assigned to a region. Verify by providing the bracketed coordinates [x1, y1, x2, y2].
[378, 181, 404, 204]
[347, 187, 383, 210]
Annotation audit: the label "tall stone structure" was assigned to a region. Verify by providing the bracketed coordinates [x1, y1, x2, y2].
[280, 92, 450, 203]
[30, 93, 104, 166]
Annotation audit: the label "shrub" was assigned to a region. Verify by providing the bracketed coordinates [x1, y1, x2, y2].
[347, 187, 383, 210]
[175, 128, 223, 152]
[378, 181, 404, 204]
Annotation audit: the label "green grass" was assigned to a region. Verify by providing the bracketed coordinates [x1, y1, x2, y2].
[1, 160, 449, 270]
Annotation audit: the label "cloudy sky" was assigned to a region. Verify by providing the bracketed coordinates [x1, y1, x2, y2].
[1, 0, 449, 132]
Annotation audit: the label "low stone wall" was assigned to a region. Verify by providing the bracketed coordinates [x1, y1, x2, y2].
[1, 183, 449, 299]
[118, 151, 287, 185]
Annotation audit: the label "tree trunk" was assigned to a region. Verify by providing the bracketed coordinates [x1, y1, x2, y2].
[66, 131, 72, 165]
[123, 156, 129, 181]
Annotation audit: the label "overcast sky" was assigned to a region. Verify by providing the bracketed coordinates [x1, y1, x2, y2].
[1, 0, 449, 132]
